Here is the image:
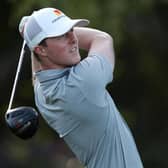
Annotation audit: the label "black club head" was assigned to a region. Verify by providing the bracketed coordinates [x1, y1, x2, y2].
[5, 106, 39, 140]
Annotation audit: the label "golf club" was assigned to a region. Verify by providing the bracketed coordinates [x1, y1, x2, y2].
[5, 40, 39, 140]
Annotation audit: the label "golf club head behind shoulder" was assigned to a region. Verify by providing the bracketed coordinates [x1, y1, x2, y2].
[5, 106, 39, 140]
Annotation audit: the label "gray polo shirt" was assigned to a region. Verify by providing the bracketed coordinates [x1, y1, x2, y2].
[34, 55, 143, 168]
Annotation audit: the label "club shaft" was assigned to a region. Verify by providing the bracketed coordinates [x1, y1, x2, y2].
[7, 41, 26, 111]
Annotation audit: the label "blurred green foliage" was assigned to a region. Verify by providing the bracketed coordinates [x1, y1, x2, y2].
[0, 0, 168, 167]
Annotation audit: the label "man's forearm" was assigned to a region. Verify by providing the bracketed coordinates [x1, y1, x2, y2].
[74, 27, 115, 67]
[74, 27, 109, 51]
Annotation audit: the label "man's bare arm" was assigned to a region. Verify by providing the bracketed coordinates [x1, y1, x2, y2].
[74, 27, 115, 70]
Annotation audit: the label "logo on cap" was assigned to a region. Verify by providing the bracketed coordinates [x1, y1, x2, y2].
[54, 9, 62, 16]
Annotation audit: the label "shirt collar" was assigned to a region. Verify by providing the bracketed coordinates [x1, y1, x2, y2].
[35, 68, 70, 83]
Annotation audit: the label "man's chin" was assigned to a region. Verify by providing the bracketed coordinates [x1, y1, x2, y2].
[73, 55, 81, 64]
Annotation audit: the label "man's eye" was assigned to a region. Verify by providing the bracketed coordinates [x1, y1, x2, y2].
[55, 34, 66, 40]
[56, 28, 74, 39]
[70, 28, 74, 32]
[60, 34, 66, 38]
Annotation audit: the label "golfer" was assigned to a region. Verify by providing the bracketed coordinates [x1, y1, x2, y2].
[19, 7, 143, 168]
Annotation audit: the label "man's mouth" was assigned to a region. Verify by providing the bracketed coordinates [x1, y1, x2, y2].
[70, 46, 77, 53]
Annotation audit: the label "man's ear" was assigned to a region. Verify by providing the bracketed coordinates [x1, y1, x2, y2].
[34, 46, 47, 57]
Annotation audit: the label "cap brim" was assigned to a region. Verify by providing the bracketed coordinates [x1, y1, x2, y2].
[46, 18, 89, 38]
[74, 19, 90, 27]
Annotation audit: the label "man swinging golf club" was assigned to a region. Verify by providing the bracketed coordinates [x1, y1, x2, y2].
[18, 7, 143, 168]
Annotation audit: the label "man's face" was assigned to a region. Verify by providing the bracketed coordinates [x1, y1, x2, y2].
[38, 28, 81, 69]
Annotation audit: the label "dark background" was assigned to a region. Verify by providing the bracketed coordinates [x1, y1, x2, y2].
[0, 0, 168, 167]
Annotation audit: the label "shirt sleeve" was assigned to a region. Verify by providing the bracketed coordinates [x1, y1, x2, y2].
[68, 54, 113, 105]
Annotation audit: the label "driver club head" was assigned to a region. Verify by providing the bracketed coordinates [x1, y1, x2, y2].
[5, 106, 39, 140]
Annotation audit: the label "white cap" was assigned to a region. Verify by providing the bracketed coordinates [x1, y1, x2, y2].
[20, 8, 89, 50]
